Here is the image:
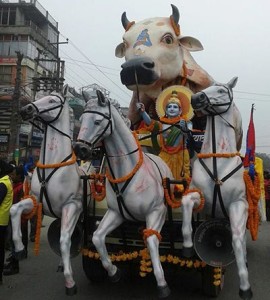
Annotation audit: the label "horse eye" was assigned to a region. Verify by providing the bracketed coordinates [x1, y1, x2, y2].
[49, 99, 56, 103]
[94, 120, 101, 125]
[218, 89, 224, 94]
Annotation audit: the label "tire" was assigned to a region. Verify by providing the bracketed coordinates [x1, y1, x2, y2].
[82, 255, 107, 283]
[201, 265, 225, 297]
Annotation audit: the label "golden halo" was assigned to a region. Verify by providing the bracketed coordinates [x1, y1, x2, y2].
[156, 85, 194, 121]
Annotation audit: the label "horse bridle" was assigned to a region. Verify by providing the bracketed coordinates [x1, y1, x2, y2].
[200, 84, 233, 116]
[197, 85, 243, 219]
[78, 101, 113, 147]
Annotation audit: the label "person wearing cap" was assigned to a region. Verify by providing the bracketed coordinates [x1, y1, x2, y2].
[0, 160, 15, 285]
[136, 86, 193, 183]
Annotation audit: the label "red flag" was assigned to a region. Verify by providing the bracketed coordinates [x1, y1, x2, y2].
[243, 104, 255, 168]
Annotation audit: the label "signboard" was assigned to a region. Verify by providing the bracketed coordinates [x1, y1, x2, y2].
[0, 134, 9, 143]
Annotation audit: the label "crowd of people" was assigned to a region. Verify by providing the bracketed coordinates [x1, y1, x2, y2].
[0, 159, 36, 285]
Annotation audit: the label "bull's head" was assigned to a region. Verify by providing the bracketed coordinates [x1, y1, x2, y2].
[115, 4, 204, 99]
[115, 4, 213, 126]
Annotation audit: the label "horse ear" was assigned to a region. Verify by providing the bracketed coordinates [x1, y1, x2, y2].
[227, 77, 238, 89]
[63, 84, 69, 97]
[82, 91, 90, 103]
[96, 90, 107, 107]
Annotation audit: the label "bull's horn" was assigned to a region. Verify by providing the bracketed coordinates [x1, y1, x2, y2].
[170, 4, 180, 24]
[170, 4, 180, 36]
[121, 12, 135, 31]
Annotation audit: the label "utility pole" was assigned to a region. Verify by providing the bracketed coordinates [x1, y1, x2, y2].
[8, 51, 23, 164]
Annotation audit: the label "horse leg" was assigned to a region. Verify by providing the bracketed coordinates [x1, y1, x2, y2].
[229, 201, 253, 299]
[145, 205, 170, 298]
[10, 199, 34, 255]
[92, 209, 123, 279]
[60, 201, 82, 295]
[181, 192, 201, 256]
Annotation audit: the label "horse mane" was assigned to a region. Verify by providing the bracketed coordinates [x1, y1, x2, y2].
[85, 97, 131, 128]
[109, 98, 131, 128]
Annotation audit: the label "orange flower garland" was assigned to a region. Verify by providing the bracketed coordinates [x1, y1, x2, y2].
[243, 171, 261, 241]
[198, 152, 240, 159]
[81, 248, 208, 278]
[105, 132, 144, 184]
[36, 151, 77, 169]
[21, 195, 38, 220]
[159, 115, 187, 124]
[143, 229, 162, 244]
[90, 174, 106, 201]
[34, 203, 43, 256]
[162, 178, 182, 208]
[183, 188, 205, 212]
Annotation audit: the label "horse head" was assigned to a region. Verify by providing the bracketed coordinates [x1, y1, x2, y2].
[20, 85, 68, 123]
[191, 77, 238, 115]
[74, 90, 112, 160]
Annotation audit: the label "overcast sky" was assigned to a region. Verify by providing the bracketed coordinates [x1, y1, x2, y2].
[40, 0, 270, 154]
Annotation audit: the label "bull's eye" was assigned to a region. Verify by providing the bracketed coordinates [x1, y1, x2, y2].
[162, 34, 174, 45]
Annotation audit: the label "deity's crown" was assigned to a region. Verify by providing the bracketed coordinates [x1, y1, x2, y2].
[167, 90, 181, 106]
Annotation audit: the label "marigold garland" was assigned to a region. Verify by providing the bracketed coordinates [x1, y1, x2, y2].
[213, 267, 222, 286]
[105, 132, 144, 184]
[143, 229, 162, 244]
[89, 174, 106, 201]
[81, 248, 208, 278]
[159, 115, 187, 124]
[36, 151, 77, 169]
[243, 171, 261, 241]
[34, 203, 43, 256]
[162, 178, 182, 208]
[197, 152, 240, 159]
[183, 188, 205, 212]
[21, 195, 38, 220]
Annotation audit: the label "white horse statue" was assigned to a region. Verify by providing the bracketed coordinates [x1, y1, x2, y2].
[74, 91, 174, 298]
[10, 87, 93, 295]
[181, 77, 253, 300]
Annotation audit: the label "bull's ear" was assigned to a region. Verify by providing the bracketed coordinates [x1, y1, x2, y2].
[179, 36, 204, 52]
[115, 42, 126, 58]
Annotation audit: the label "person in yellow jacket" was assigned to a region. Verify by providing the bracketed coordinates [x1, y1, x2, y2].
[136, 86, 194, 183]
[0, 160, 14, 285]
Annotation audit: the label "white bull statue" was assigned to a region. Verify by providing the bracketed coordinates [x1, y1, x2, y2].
[115, 4, 213, 126]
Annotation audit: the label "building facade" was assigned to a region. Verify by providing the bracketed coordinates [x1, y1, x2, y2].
[0, 0, 60, 162]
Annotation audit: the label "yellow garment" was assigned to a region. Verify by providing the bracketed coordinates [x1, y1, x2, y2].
[255, 157, 266, 221]
[159, 148, 190, 181]
[0, 175, 13, 226]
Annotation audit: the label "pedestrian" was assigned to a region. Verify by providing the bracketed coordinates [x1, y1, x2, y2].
[0, 160, 15, 285]
[264, 170, 270, 221]
[3, 165, 27, 276]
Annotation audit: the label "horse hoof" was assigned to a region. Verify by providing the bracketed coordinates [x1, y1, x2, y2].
[14, 249, 27, 261]
[182, 246, 195, 258]
[239, 287, 253, 300]
[109, 268, 121, 283]
[57, 265, 64, 272]
[65, 284, 77, 296]
[157, 285, 171, 298]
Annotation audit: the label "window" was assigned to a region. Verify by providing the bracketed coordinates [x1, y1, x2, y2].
[0, 7, 16, 25]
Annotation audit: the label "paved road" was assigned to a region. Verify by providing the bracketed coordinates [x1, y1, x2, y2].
[1, 217, 270, 300]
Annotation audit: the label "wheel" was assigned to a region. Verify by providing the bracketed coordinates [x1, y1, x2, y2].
[201, 265, 225, 297]
[82, 255, 107, 283]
